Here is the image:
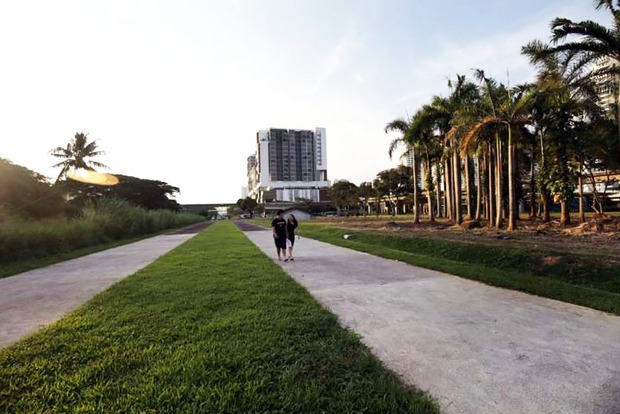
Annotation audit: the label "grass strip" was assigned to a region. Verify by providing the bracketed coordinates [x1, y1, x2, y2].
[0, 221, 437, 413]
[288, 223, 620, 315]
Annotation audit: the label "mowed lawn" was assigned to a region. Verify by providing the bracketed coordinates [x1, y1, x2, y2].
[0, 221, 437, 413]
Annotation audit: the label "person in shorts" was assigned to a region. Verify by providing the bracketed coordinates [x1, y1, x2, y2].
[271, 210, 288, 261]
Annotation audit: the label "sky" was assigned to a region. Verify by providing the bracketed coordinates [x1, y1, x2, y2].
[0, 0, 608, 204]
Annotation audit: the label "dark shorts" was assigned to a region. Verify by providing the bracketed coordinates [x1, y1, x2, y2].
[287, 236, 295, 247]
[274, 236, 286, 249]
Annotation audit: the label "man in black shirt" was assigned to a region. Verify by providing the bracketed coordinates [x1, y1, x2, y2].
[271, 209, 288, 261]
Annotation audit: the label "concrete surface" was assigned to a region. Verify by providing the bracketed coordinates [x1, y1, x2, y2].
[0, 233, 196, 349]
[243, 229, 620, 414]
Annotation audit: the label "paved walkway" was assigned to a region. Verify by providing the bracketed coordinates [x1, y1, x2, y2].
[0, 223, 211, 349]
[240, 224, 620, 414]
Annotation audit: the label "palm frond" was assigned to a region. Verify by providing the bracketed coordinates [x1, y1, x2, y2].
[551, 18, 612, 39]
[460, 116, 505, 156]
[384, 119, 409, 134]
[388, 138, 405, 160]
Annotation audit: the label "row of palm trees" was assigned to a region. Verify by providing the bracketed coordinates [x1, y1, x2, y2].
[385, 1, 620, 231]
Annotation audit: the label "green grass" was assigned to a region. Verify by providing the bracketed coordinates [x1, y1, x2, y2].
[0, 198, 204, 266]
[0, 221, 437, 413]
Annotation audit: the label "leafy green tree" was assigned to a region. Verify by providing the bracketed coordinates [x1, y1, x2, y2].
[358, 181, 376, 215]
[373, 166, 413, 216]
[330, 180, 359, 214]
[236, 197, 258, 217]
[60, 175, 180, 211]
[106, 176, 180, 210]
[0, 158, 65, 220]
[50, 132, 109, 183]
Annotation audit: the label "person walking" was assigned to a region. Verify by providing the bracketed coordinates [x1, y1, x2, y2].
[286, 214, 298, 261]
[271, 210, 288, 261]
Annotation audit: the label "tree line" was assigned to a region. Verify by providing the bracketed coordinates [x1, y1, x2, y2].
[1, 133, 183, 221]
[336, 2, 620, 229]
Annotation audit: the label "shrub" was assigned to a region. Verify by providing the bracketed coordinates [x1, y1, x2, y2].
[0, 198, 203, 264]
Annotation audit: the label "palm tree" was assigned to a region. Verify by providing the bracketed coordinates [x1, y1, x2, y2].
[463, 72, 532, 231]
[385, 118, 420, 223]
[522, 0, 620, 158]
[524, 43, 605, 225]
[50, 132, 108, 183]
[409, 108, 441, 222]
[417, 75, 480, 225]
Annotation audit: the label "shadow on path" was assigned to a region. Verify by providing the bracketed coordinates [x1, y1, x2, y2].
[233, 220, 268, 232]
[167, 220, 214, 234]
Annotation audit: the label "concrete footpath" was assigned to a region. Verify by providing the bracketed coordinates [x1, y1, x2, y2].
[0, 222, 211, 350]
[241, 225, 620, 414]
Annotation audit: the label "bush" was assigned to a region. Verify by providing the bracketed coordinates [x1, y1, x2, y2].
[0, 198, 203, 264]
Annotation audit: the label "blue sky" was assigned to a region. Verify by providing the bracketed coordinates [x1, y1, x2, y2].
[0, 0, 606, 203]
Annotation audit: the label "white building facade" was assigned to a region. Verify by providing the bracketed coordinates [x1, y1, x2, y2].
[245, 128, 329, 203]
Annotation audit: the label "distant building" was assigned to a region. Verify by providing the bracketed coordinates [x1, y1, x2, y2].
[247, 128, 329, 203]
[592, 57, 618, 117]
[401, 150, 414, 168]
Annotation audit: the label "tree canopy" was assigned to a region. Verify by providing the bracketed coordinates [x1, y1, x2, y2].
[0, 158, 65, 220]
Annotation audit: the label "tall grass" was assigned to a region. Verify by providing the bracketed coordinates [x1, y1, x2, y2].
[0, 198, 203, 264]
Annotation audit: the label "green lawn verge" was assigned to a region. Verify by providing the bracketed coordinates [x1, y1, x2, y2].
[289, 222, 620, 315]
[0, 221, 437, 413]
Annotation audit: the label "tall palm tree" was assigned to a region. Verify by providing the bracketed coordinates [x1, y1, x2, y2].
[524, 44, 604, 225]
[50, 132, 108, 183]
[419, 75, 480, 224]
[409, 108, 441, 222]
[462, 73, 532, 231]
[385, 118, 420, 223]
[522, 0, 620, 158]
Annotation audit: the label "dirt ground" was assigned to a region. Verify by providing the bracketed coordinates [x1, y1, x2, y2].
[313, 214, 620, 257]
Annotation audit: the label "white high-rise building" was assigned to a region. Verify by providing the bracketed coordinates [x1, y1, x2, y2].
[247, 128, 329, 203]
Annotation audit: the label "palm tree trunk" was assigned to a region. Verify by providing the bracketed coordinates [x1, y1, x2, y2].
[464, 155, 472, 220]
[558, 135, 571, 226]
[560, 200, 570, 226]
[444, 158, 452, 221]
[617, 83, 620, 162]
[529, 148, 536, 219]
[488, 142, 495, 228]
[541, 193, 550, 222]
[425, 155, 435, 222]
[452, 150, 462, 224]
[507, 128, 517, 231]
[495, 134, 503, 229]
[412, 151, 420, 224]
[578, 164, 585, 223]
[435, 162, 442, 218]
[475, 154, 482, 220]
[539, 131, 550, 222]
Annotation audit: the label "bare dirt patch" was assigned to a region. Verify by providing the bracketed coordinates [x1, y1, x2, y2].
[314, 215, 620, 257]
